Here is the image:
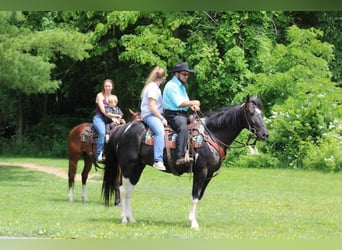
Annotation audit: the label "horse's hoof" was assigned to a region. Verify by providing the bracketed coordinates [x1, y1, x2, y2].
[115, 200, 121, 206]
[82, 196, 88, 202]
[189, 220, 200, 231]
[68, 195, 74, 203]
[121, 217, 128, 224]
[127, 217, 136, 223]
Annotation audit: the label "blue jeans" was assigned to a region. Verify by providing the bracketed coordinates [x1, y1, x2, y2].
[93, 114, 106, 160]
[143, 115, 165, 162]
[164, 111, 188, 159]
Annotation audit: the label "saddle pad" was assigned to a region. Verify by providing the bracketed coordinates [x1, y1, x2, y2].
[144, 121, 205, 149]
[81, 125, 98, 144]
[80, 122, 120, 145]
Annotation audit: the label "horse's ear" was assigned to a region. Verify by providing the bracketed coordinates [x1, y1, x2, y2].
[245, 94, 250, 103]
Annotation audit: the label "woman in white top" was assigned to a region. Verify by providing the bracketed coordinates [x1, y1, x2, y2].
[140, 66, 168, 171]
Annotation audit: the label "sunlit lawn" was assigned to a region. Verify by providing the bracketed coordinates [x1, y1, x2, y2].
[0, 157, 341, 239]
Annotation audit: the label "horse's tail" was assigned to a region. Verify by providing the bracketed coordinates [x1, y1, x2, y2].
[101, 124, 126, 206]
[102, 143, 116, 206]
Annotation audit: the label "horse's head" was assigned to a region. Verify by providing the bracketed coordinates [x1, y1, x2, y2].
[242, 95, 269, 141]
[129, 109, 142, 121]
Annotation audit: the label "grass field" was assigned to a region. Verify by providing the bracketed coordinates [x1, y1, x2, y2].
[0, 157, 341, 239]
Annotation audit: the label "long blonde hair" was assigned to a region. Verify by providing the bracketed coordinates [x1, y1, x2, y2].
[140, 66, 166, 99]
[101, 79, 114, 95]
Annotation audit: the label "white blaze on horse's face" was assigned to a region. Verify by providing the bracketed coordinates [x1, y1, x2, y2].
[251, 106, 269, 141]
[255, 107, 262, 115]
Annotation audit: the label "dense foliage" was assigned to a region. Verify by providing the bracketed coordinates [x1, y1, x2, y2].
[0, 11, 341, 171]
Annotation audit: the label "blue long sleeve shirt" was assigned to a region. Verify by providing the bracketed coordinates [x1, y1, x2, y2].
[162, 76, 189, 111]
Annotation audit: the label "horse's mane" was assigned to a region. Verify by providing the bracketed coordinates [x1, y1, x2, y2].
[204, 104, 242, 130]
[204, 96, 262, 130]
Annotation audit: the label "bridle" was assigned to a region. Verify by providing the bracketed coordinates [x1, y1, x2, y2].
[194, 101, 260, 150]
[239, 101, 261, 147]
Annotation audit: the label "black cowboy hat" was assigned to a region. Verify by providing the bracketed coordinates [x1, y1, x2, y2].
[170, 62, 195, 73]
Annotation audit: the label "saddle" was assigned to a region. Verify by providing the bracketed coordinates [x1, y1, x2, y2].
[143, 115, 226, 175]
[81, 125, 98, 144]
[142, 116, 204, 175]
[143, 117, 204, 149]
[80, 122, 119, 144]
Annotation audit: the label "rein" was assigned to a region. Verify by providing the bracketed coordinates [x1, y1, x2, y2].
[193, 107, 258, 151]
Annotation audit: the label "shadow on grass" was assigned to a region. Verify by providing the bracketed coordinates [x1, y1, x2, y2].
[88, 213, 191, 229]
[49, 197, 104, 206]
[0, 165, 43, 184]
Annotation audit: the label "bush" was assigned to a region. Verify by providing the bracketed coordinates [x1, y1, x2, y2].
[0, 115, 84, 158]
[303, 134, 342, 172]
[226, 151, 281, 169]
[222, 129, 281, 169]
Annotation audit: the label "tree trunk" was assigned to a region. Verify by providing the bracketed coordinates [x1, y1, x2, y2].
[16, 93, 23, 142]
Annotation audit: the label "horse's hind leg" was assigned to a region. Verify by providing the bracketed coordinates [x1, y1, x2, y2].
[68, 157, 78, 202]
[81, 155, 92, 202]
[114, 165, 122, 206]
[119, 177, 136, 224]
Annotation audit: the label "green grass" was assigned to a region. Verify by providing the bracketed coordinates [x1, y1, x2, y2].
[0, 157, 341, 239]
[0, 157, 69, 169]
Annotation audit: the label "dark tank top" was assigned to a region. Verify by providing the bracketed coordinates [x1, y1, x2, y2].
[96, 98, 108, 115]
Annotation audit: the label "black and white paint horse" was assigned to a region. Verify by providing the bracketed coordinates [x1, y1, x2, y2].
[102, 95, 268, 230]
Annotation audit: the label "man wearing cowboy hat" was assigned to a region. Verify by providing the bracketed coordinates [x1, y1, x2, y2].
[163, 62, 201, 165]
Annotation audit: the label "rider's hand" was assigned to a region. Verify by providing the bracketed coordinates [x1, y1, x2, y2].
[161, 118, 168, 127]
[191, 105, 200, 111]
[192, 100, 200, 107]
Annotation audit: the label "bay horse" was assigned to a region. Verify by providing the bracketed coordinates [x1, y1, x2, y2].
[67, 109, 141, 202]
[102, 95, 268, 230]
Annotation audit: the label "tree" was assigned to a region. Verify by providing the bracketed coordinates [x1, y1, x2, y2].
[1, 11, 340, 171]
[0, 11, 92, 139]
[235, 25, 341, 170]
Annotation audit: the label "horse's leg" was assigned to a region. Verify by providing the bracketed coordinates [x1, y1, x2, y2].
[115, 189, 121, 206]
[189, 198, 200, 230]
[81, 155, 92, 202]
[114, 165, 122, 206]
[119, 177, 136, 224]
[68, 157, 78, 202]
[188, 167, 211, 230]
[188, 179, 212, 230]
